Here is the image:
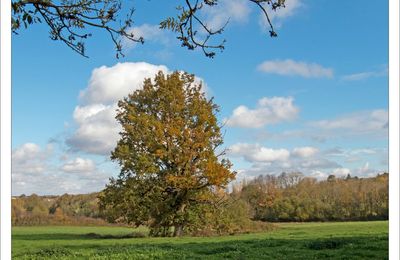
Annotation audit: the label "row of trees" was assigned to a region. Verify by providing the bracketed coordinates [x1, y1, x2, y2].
[11, 191, 270, 235]
[12, 172, 388, 228]
[11, 193, 106, 226]
[233, 172, 388, 222]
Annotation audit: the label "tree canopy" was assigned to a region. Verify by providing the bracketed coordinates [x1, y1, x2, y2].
[12, 0, 286, 58]
[99, 71, 236, 236]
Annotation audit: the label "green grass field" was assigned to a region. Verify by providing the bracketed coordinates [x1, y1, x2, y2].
[12, 221, 388, 259]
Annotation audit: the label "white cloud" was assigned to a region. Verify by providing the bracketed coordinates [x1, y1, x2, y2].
[67, 103, 120, 155]
[12, 143, 52, 175]
[292, 146, 319, 158]
[202, 0, 251, 31]
[13, 172, 108, 196]
[310, 109, 388, 134]
[309, 170, 329, 180]
[230, 155, 341, 180]
[227, 142, 342, 179]
[353, 162, 377, 177]
[331, 167, 351, 177]
[350, 149, 377, 155]
[229, 143, 290, 162]
[342, 66, 388, 81]
[69, 62, 208, 155]
[12, 143, 113, 195]
[308, 168, 350, 180]
[72, 104, 109, 123]
[12, 143, 40, 161]
[226, 96, 299, 128]
[226, 141, 386, 181]
[79, 62, 169, 105]
[257, 109, 388, 142]
[323, 147, 345, 157]
[68, 62, 169, 155]
[257, 59, 333, 78]
[300, 158, 341, 169]
[359, 162, 370, 174]
[123, 24, 170, 49]
[61, 158, 96, 173]
[259, 0, 303, 29]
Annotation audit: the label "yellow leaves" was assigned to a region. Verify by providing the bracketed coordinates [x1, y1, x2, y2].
[165, 174, 198, 189]
[107, 70, 236, 230]
[196, 192, 210, 201]
[203, 160, 236, 187]
[154, 149, 165, 158]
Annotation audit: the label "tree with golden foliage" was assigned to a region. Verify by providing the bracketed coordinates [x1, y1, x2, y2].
[99, 71, 235, 237]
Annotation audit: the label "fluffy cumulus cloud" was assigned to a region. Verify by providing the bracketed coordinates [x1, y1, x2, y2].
[67, 62, 169, 155]
[67, 103, 120, 155]
[306, 162, 383, 180]
[331, 167, 351, 177]
[308, 170, 328, 179]
[79, 62, 169, 105]
[292, 146, 318, 158]
[226, 142, 386, 181]
[12, 143, 112, 195]
[12, 143, 42, 161]
[228, 142, 326, 169]
[68, 62, 208, 155]
[12, 143, 53, 176]
[229, 143, 290, 162]
[12, 142, 52, 194]
[307, 168, 350, 180]
[225, 96, 299, 128]
[61, 158, 96, 173]
[257, 59, 333, 78]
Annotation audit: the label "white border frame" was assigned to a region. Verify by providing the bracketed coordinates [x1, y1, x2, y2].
[1, 0, 12, 258]
[0, 1, 399, 259]
[389, 0, 400, 259]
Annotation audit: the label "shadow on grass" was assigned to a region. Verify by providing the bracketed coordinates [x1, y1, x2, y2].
[85, 232, 146, 239]
[14, 235, 388, 259]
[13, 231, 146, 241]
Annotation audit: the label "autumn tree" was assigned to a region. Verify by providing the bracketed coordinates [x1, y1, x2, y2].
[99, 71, 235, 237]
[12, 0, 286, 58]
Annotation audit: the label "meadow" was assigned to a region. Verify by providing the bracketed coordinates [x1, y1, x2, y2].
[12, 221, 388, 259]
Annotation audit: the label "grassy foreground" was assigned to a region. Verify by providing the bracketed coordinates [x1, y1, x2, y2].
[12, 221, 388, 259]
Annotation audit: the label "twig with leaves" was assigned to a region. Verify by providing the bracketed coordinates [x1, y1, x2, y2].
[12, 0, 286, 58]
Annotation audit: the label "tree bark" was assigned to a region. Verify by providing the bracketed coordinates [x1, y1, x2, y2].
[173, 203, 186, 237]
[173, 224, 184, 237]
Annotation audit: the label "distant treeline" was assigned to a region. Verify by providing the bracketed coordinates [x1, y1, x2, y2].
[12, 192, 106, 226]
[232, 172, 388, 222]
[12, 173, 388, 226]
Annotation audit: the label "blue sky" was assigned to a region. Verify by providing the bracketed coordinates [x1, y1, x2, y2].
[12, 0, 388, 195]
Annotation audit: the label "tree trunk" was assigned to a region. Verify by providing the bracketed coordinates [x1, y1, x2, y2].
[173, 224, 184, 237]
[173, 203, 186, 237]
